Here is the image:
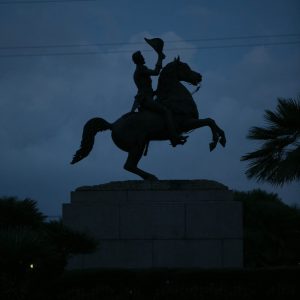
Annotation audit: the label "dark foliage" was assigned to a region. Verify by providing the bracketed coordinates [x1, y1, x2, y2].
[0, 227, 51, 273]
[234, 189, 300, 267]
[241, 97, 300, 185]
[0, 197, 97, 300]
[0, 197, 45, 229]
[44, 220, 98, 256]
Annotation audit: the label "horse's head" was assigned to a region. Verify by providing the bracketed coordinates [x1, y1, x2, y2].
[171, 56, 202, 86]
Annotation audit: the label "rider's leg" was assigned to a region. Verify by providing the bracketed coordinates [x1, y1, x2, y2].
[142, 99, 187, 147]
[164, 109, 188, 146]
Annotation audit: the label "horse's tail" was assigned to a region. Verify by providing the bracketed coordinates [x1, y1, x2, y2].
[70, 117, 112, 165]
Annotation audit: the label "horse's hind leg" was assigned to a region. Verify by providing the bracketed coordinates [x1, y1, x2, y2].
[124, 146, 158, 181]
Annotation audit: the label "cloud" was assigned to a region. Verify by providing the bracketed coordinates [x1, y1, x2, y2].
[178, 4, 212, 19]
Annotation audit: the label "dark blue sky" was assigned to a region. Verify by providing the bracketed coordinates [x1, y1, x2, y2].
[0, 0, 299, 216]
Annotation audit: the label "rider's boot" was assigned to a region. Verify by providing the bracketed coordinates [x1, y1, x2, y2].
[165, 110, 188, 147]
[170, 135, 188, 147]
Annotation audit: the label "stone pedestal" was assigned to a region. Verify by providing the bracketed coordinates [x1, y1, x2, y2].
[62, 180, 243, 269]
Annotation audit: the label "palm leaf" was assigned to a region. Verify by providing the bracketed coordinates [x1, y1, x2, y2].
[241, 97, 300, 185]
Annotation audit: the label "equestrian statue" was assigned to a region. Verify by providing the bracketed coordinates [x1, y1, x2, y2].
[71, 37, 226, 180]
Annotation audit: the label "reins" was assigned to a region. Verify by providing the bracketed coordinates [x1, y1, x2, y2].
[191, 83, 201, 95]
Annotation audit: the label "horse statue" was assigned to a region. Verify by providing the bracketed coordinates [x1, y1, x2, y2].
[71, 57, 226, 180]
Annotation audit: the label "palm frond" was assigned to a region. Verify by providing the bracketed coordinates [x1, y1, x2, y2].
[241, 97, 300, 185]
[265, 98, 300, 130]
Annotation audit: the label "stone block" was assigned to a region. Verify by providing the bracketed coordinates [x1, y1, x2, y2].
[186, 201, 243, 239]
[120, 203, 185, 239]
[63, 180, 243, 269]
[63, 203, 119, 239]
[127, 190, 233, 203]
[68, 240, 153, 269]
[153, 240, 222, 268]
[71, 190, 127, 204]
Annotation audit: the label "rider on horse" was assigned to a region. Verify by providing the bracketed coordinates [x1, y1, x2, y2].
[131, 38, 187, 147]
[71, 44, 226, 179]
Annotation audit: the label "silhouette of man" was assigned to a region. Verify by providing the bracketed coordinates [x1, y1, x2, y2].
[131, 50, 186, 147]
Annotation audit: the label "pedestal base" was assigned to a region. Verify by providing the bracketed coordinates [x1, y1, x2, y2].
[63, 180, 243, 269]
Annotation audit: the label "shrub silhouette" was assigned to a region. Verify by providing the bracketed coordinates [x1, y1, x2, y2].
[0, 197, 97, 299]
[234, 189, 300, 267]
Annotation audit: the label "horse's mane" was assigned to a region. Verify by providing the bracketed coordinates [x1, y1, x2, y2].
[160, 60, 176, 77]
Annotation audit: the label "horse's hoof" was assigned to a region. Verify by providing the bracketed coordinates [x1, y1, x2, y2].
[145, 175, 159, 181]
[209, 142, 217, 152]
[219, 136, 226, 147]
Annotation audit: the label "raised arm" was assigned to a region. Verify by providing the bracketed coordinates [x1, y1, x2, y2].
[143, 54, 164, 76]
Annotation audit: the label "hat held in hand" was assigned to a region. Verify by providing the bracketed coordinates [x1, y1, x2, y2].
[144, 37, 166, 59]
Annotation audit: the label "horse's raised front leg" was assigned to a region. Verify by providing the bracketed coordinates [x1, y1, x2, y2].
[124, 145, 158, 180]
[182, 118, 226, 151]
